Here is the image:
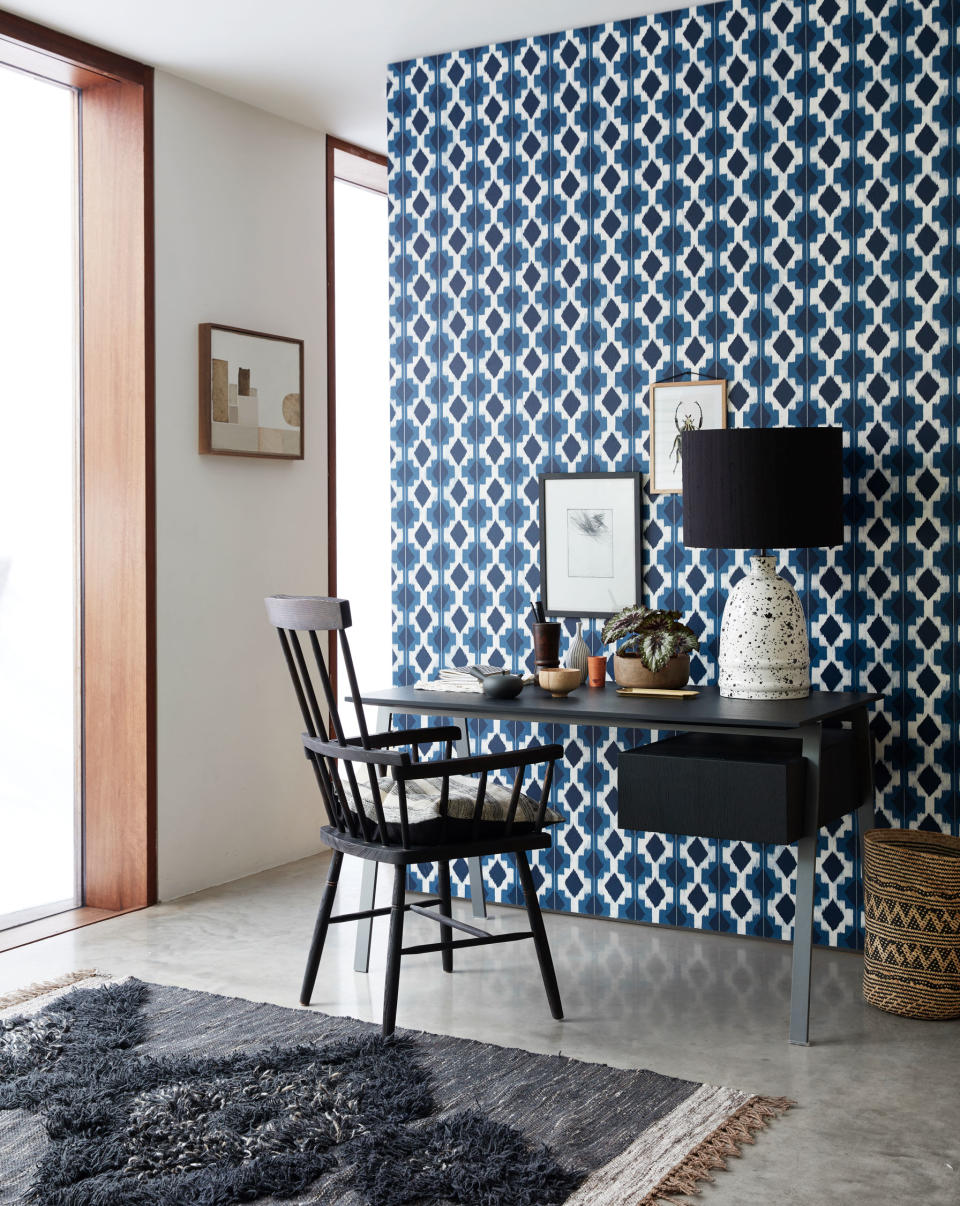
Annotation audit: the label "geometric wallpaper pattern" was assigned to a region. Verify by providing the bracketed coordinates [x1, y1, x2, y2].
[387, 0, 959, 947]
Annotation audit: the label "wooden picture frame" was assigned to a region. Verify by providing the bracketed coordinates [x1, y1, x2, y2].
[538, 472, 643, 618]
[649, 378, 727, 494]
[199, 323, 304, 459]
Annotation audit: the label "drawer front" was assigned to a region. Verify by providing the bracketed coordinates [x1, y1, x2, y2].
[617, 730, 860, 845]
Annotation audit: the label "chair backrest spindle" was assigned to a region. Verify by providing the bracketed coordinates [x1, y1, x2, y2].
[313, 629, 391, 841]
[535, 760, 555, 829]
[339, 629, 372, 746]
[275, 628, 347, 832]
[396, 779, 411, 849]
[290, 631, 361, 837]
[307, 631, 346, 743]
[302, 629, 377, 842]
[287, 631, 328, 738]
[504, 767, 525, 835]
[266, 595, 396, 845]
[276, 629, 319, 738]
[470, 772, 488, 841]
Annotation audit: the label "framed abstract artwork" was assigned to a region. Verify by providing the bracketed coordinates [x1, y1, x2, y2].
[199, 323, 304, 459]
[648, 378, 727, 493]
[538, 472, 642, 618]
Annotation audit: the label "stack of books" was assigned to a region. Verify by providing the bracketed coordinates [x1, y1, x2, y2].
[415, 665, 502, 693]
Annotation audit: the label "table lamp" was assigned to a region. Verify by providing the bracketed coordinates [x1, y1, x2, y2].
[680, 426, 843, 700]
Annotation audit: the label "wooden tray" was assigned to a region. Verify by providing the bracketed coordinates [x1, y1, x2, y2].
[615, 686, 699, 699]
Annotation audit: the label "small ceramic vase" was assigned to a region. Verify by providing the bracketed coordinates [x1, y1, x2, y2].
[565, 620, 590, 684]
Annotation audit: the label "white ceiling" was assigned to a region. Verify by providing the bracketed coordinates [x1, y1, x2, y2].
[4, 0, 690, 152]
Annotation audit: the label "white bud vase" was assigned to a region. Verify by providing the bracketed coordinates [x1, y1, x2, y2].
[565, 620, 590, 684]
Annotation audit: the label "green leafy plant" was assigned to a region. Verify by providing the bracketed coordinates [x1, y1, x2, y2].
[600, 605, 699, 673]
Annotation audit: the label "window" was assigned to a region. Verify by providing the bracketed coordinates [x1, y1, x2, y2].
[0, 12, 154, 946]
[0, 64, 79, 928]
[327, 138, 389, 718]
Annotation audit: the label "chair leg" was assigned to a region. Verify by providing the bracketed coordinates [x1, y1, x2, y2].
[515, 851, 563, 1020]
[438, 860, 454, 973]
[382, 864, 407, 1037]
[300, 851, 343, 1006]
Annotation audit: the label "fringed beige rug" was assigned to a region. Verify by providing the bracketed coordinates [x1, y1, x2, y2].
[0, 972, 792, 1205]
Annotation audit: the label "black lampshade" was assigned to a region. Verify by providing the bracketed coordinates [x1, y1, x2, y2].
[680, 426, 843, 550]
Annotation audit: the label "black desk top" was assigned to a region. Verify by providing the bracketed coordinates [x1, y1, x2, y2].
[357, 683, 881, 732]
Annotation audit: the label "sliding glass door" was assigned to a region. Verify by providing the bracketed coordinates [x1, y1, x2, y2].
[0, 64, 80, 928]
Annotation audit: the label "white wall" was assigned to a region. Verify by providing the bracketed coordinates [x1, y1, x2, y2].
[154, 71, 327, 901]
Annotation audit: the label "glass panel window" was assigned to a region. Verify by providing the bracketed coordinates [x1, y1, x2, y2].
[334, 175, 389, 722]
[0, 65, 80, 928]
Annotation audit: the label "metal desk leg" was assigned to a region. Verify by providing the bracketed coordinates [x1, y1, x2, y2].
[790, 724, 822, 1045]
[852, 707, 876, 865]
[353, 860, 378, 973]
[467, 862, 487, 917]
[457, 716, 487, 919]
[353, 707, 390, 973]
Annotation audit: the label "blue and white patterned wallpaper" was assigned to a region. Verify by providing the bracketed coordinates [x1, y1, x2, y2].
[387, 0, 959, 947]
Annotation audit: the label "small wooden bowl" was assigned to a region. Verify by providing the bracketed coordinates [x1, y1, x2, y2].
[539, 668, 581, 698]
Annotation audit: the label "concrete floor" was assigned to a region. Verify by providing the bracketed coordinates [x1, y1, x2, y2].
[1, 852, 957, 1205]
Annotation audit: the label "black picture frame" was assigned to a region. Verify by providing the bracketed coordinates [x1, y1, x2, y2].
[538, 471, 643, 618]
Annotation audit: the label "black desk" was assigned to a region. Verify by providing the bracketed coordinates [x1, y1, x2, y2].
[354, 683, 880, 1044]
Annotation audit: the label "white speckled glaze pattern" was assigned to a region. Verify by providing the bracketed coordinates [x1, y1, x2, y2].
[719, 556, 810, 700]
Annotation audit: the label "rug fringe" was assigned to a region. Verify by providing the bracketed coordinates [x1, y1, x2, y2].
[0, 969, 103, 1010]
[639, 1094, 795, 1205]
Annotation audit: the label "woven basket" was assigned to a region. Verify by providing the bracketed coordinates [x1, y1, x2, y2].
[863, 828, 960, 1020]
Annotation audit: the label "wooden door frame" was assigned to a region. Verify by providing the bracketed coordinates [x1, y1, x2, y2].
[0, 9, 155, 932]
[325, 135, 387, 699]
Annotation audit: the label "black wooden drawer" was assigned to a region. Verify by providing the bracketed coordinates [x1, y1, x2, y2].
[617, 728, 860, 845]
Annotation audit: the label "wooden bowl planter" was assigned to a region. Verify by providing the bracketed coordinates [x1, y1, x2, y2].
[613, 653, 690, 691]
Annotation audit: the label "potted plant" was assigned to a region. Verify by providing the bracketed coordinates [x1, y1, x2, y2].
[600, 605, 699, 689]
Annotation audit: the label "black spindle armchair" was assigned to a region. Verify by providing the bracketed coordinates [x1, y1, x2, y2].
[266, 594, 565, 1036]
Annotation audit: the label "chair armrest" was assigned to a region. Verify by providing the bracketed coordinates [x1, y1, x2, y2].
[344, 725, 461, 751]
[302, 734, 409, 768]
[395, 743, 563, 782]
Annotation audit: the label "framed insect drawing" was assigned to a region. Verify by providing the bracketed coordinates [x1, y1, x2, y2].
[648, 378, 727, 494]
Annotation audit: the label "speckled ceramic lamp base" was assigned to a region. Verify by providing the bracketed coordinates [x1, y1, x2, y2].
[718, 555, 810, 700]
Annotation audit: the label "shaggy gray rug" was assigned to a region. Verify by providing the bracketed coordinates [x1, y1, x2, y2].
[0, 973, 791, 1206]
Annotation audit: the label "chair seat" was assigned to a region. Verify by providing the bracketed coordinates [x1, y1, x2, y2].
[355, 772, 562, 845]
